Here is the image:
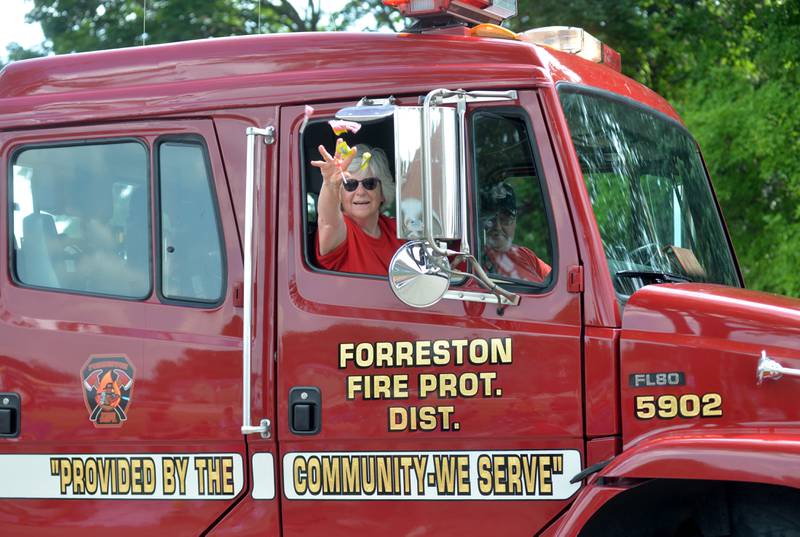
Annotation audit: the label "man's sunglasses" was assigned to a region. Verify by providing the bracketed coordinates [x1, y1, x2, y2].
[481, 210, 516, 228]
[342, 177, 380, 192]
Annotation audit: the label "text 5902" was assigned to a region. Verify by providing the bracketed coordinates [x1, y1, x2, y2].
[634, 393, 722, 420]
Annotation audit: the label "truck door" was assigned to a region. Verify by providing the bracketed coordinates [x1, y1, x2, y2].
[276, 91, 583, 537]
[0, 119, 251, 535]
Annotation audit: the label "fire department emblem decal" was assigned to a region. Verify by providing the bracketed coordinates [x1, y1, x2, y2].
[81, 355, 135, 428]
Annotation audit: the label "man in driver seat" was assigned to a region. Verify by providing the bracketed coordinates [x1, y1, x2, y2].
[481, 182, 551, 284]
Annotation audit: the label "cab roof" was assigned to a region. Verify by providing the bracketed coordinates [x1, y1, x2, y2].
[0, 31, 678, 130]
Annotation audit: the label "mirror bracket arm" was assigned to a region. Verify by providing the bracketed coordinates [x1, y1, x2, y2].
[467, 257, 521, 306]
[447, 256, 521, 306]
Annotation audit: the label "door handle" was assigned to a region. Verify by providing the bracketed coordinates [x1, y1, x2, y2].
[0, 393, 21, 438]
[289, 387, 321, 435]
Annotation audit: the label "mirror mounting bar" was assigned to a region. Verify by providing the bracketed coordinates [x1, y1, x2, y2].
[336, 96, 398, 122]
[422, 89, 457, 257]
[457, 98, 470, 257]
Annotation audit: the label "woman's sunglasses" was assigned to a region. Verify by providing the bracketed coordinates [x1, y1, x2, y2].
[342, 177, 380, 192]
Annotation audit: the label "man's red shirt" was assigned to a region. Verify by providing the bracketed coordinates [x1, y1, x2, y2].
[485, 245, 551, 283]
[317, 215, 405, 276]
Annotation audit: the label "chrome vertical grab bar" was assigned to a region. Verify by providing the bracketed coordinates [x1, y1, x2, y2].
[242, 126, 273, 438]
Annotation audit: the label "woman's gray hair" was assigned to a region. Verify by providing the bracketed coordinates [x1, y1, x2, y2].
[347, 144, 395, 209]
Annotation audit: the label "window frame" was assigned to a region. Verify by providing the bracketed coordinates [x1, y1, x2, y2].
[299, 117, 396, 281]
[7, 137, 153, 301]
[297, 103, 560, 294]
[468, 105, 559, 294]
[154, 135, 228, 308]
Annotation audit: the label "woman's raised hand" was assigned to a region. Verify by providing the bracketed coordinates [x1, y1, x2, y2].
[310, 139, 357, 185]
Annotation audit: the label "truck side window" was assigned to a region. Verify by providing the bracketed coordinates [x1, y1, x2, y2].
[158, 141, 224, 303]
[10, 142, 150, 298]
[472, 111, 554, 287]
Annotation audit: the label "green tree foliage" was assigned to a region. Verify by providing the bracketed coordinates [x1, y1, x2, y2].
[510, 0, 719, 97]
[25, 0, 392, 54]
[1, 43, 46, 69]
[331, 1, 403, 31]
[677, 1, 800, 294]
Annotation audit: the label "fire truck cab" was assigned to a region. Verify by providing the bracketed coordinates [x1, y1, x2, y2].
[1, 2, 800, 535]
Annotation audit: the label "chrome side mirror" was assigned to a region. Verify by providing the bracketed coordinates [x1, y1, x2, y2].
[388, 241, 451, 308]
[394, 106, 460, 241]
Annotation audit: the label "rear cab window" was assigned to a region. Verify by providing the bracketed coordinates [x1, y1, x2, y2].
[157, 139, 225, 304]
[9, 136, 225, 306]
[11, 141, 150, 298]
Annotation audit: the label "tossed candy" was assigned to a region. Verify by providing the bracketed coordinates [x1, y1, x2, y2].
[300, 105, 314, 133]
[329, 119, 362, 135]
[336, 139, 356, 159]
[360, 152, 372, 171]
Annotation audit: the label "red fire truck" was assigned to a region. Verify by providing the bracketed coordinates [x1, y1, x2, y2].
[1, 1, 799, 535]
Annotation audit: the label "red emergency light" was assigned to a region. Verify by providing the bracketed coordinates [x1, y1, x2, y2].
[383, 0, 517, 26]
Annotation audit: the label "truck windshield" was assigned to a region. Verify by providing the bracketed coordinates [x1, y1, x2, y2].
[558, 87, 740, 297]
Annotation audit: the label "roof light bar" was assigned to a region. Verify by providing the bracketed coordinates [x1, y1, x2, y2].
[518, 26, 622, 72]
[383, 0, 517, 26]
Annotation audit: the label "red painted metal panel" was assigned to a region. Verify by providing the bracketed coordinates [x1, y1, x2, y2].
[209, 497, 281, 537]
[0, 33, 678, 132]
[620, 283, 800, 449]
[209, 440, 281, 537]
[275, 94, 584, 537]
[0, 120, 257, 533]
[602, 431, 800, 489]
[212, 110, 282, 537]
[213, 108, 281, 248]
[0, 33, 540, 99]
[536, 87, 621, 329]
[585, 436, 620, 469]
[542, 434, 800, 536]
[542, 47, 680, 123]
[584, 327, 620, 438]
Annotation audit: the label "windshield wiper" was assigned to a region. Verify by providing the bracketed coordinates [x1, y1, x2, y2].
[615, 270, 692, 285]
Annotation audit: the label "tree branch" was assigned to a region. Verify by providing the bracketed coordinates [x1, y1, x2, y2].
[269, 0, 307, 31]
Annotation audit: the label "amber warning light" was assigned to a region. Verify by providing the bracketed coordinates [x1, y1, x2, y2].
[384, 0, 517, 26]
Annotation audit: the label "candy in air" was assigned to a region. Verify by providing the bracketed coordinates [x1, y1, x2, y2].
[329, 119, 362, 135]
[336, 139, 356, 159]
[300, 105, 314, 133]
[360, 152, 372, 171]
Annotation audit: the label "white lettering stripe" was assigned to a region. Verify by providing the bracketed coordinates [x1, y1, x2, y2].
[283, 449, 581, 501]
[0, 453, 243, 499]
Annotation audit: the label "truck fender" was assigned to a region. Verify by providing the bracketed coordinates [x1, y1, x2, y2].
[598, 431, 800, 487]
[541, 431, 800, 537]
